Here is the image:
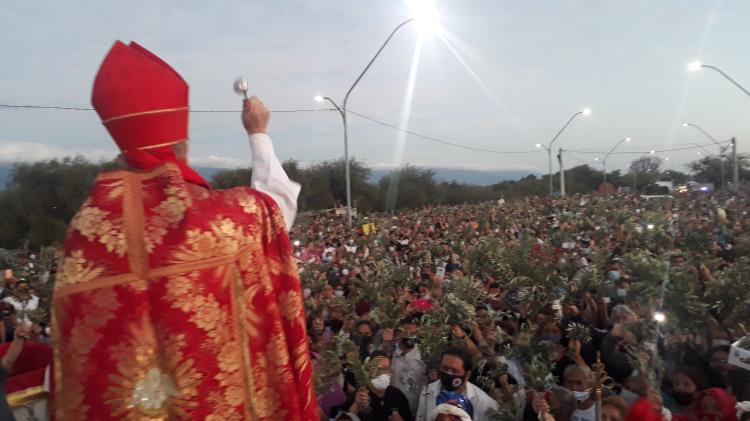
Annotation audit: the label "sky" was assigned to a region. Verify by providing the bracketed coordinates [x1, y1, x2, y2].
[1, 0, 749, 175]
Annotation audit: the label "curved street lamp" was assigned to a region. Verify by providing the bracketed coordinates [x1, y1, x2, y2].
[537, 107, 591, 195]
[315, 9, 439, 227]
[682, 122, 727, 190]
[688, 61, 750, 97]
[601, 137, 631, 183]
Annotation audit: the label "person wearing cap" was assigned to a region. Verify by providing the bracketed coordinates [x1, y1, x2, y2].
[429, 393, 474, 421]
[51, 41, 316, 420]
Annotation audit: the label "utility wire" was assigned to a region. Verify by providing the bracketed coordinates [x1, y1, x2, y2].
[0, 103, 734, 156]
[0, 102, 546, 155]
[0, 104, 333, 113]
[565, 140, 732, 155]
[347, 110, 542, 154]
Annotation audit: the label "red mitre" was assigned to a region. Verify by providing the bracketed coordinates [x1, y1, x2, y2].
[92, 41, 188, 153]
[91, 41, 208, 187]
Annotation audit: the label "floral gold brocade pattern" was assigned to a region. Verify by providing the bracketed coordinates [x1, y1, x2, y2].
[69, 204, 127, 257]
[53, 163, 318, 420]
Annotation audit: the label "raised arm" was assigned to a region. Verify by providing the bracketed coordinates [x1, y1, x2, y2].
[242, 97, 301, 230]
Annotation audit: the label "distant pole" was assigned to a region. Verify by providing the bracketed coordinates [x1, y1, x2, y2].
[732, 137, 739, 190]
[559, 148, 566, 197]
[602, 137, 632, 185]
[683, 123, 725, 190]
[542, 108, 591, 195]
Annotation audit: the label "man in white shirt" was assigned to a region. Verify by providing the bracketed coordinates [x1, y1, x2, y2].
[563, 364, 596, 421]
[416, 346, 498, 421]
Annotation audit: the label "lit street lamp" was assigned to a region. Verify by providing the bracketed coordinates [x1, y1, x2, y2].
[537, 107, 591, 195]
[688, 61, 750, 97]
[315, 2, 440, 227]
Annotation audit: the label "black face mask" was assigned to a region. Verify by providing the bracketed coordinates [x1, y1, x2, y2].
[353, 335, 372, 346]
[328, 319, 343, 333]
[672, 391, 695, 406]
[439, 371, 466, 392]
[401, 337, 416, 349]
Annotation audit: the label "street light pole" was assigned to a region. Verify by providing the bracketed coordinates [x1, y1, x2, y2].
[558, 148, 566, 196]
[541, 108, 590, 195]
[317, 19, 415, 228]
[688, 62, 750, 97]
[731, 137, 739, 190]
[602, 137, 632, 183]
[682, 123, 727, 190]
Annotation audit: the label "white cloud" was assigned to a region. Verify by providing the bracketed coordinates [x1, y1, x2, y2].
[0, 140, 112, 163]
[188, 154, 251, 169]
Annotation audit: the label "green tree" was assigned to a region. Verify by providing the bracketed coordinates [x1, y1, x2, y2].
[0, 157, 116, 249]
[211, 168, 253, 189]
[687, 154, 750, 188]
[302, 158, 374, 211]
[377, 165, 438, 211]
[629, 156, 662, 190]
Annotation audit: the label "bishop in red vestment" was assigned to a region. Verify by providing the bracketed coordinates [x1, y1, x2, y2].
[51, 41, 318, 420]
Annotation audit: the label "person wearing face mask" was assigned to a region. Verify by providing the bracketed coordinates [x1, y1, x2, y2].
[611, 280, 631, 304]
[392, 316, 427, 416]
[562, 364, 596, 421]
[417, 346, 498, 421]
[335, 352, 413, 421]
[537, 320, 583, 383]
[354, 320, 376, 360]
[667, 366, 710, 418]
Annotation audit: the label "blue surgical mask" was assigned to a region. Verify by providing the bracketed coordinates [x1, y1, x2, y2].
[582, 248, 591, 255]
[608, 270, 621, 281]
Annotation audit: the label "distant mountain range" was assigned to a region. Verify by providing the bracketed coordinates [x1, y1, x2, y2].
[0, 163, 534, 189]
[0, 165, 12, 188]
[368, 168, 535, 186]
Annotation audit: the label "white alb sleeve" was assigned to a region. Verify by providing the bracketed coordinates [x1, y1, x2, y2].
[249, 133, 301, 231]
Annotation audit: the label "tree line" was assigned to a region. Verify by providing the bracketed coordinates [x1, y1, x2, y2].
[0, 154, 746, 250]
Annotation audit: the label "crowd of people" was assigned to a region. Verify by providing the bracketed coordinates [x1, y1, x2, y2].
[2, 191, 750, 420]
[290, 192, 750, 421]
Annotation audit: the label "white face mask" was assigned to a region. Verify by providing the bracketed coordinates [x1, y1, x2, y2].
[334, 290, 344, 297]
[303, 288, 311, 299]
[45, 326, 51, 336]
[573, 390, 590, 402]
[712, 339, 731, 347]
[370, 373, 391, 390]
[616, 288, 628, 298]
[342, 269, 350, 276]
